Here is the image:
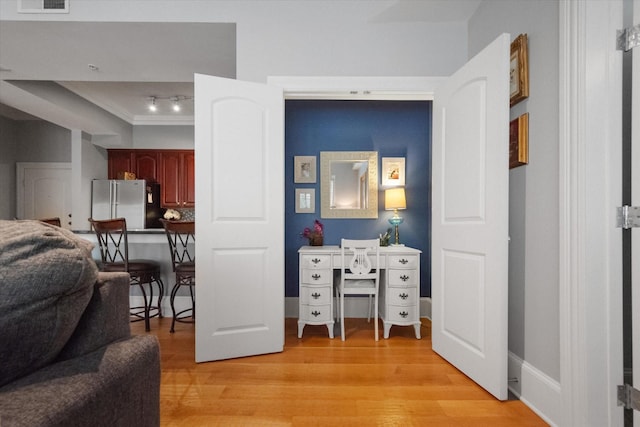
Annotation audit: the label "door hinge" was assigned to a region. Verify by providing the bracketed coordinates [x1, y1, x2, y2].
[617, 24, 640, 51]
[617, 206, 640, 229]
[618, 384, 640, 410]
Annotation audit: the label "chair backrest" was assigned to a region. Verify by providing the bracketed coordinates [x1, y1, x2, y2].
[88, 217, 129, 269]
[160, 219, 195, 272]
[39, 217, 61, 227]
[340, 238, 380, 281]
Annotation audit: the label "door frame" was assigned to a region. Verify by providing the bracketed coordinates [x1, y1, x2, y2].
[559, 1, 624, 426]
[269, 75, 442, 323]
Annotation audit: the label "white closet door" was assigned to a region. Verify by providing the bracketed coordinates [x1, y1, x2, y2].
[431, 34, 510, 400]
[194, 74, 284, 362]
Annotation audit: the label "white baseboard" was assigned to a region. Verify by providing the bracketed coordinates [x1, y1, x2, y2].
[508, 351, 560, 427]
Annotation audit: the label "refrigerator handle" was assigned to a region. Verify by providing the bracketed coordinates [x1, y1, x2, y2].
[111, 181, 117, 219]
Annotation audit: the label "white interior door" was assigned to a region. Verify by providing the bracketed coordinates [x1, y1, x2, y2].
[431, 34, 510, 400]
[16, 162, 71, 228]
[194, 74, 284, 362]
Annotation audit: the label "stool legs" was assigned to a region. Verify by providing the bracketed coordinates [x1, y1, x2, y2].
[169, 275, 195, 333]
[131, 274, 164, 332]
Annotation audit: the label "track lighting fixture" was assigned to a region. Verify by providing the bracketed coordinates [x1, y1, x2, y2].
[171, 97, 181, 112]
[146, 95, 192, 113]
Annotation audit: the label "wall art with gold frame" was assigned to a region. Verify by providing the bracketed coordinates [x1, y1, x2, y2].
[509, 113, 529, 169]
[510, 34, 529, 107]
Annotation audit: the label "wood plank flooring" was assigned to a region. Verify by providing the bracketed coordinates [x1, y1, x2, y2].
[132, 317, 548, 426]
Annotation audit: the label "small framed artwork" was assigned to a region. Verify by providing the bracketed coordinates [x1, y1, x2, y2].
[381, 157, 405, 187]
[509, 113, 529, 169]
[295, 188, 315, 213]
[510, 34, 529, 107]
[294, 156, 316, 183]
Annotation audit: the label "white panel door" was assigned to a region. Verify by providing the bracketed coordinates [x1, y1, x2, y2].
[194, 74, 284, 362]
[16, 162, 71, 228]
[432, 34, 510, 400]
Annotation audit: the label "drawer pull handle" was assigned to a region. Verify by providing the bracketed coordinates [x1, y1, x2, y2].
[400, 274, 409, 282]
[311, 292, 321, 299]
[399, 311, 409, 318]
[311, 274, 321, 280]
[399, 258, 409, 264]
[312, 258, 321, 264]
[399, 293, 409, 300]
[311, 310, 321, 317]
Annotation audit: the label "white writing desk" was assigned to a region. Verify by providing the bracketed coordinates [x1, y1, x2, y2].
[298, 245, 422, 339]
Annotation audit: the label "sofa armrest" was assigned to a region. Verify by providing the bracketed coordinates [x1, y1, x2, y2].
[57, 272, 131, 361]
[0, 335, 160, 427]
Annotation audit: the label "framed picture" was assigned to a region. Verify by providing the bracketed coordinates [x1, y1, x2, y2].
[381, 157, 405, 187]
[294, 156, 316, 183]
[510, 34, 529, 107]
[509, 113, 529, 169]
[295, 188, 315, 213]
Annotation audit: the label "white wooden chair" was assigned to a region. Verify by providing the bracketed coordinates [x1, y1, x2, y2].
[335, 238, 380, 341]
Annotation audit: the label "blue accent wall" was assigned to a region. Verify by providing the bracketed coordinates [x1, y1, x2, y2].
[285, 100, 432, 297]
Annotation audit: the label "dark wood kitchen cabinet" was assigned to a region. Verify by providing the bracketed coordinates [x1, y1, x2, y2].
[108, 149, 195, 208]
[107, 150, 134, 179]
[159, 150, 195, 208]
[134, 151, 160, 183]
[107, 149, 159, 182]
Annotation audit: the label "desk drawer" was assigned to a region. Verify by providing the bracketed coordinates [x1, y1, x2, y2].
[300, 285, 332, 305]
[387, 287, 418, 305]
[300, 304, 332, 322]
[388, 255, 418, 269]
[301, 269, 332, 285]
[300, 254, 331, 269]
[388, 269, 418, 286]
[387, 305, 419, 322]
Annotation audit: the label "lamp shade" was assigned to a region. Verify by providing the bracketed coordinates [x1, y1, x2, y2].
[385, 187, 406, 211]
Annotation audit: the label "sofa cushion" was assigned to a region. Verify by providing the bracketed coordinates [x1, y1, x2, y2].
[0, 220, 98, 387]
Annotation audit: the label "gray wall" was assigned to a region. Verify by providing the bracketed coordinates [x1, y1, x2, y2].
[469, 0, 560, 381]
[0, 116, 18, 219]
[133, 126, 194, 149]
[0, 119, 72, 220]
[15, 120, 71, 162]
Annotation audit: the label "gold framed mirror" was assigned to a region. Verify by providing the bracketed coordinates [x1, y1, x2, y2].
[320, 151, 378, 219]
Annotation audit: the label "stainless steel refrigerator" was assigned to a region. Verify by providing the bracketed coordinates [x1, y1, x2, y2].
[91, 179, 161, 230]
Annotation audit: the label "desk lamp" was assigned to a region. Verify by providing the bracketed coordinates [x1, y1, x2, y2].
[385, 187, 406, 246]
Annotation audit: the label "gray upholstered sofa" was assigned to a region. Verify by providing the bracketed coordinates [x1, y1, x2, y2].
[0, 220, 160, 427]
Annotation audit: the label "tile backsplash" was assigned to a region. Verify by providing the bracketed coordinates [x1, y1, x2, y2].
[176, 209, 194, 221]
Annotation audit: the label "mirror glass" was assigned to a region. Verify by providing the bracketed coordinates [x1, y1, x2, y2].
[320, 151, 378, 219]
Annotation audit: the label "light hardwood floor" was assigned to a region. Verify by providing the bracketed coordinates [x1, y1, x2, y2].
[133, 317, 548, 426]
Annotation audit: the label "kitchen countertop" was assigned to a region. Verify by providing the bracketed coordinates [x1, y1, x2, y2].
[73, 228, 166, 234]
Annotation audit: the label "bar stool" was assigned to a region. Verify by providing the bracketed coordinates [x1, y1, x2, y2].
[89, 218, 164, 331]
[160, 219, 195, 333]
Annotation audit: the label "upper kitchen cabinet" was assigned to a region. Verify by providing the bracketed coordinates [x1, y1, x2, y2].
[108, 149, 159, 182]
[160, 150, 195, 208]
[108, 149, 195, 208]
[134, 151, 160, 183]
[107, 150, 134, 179]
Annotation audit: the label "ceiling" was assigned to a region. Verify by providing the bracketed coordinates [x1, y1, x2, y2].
[0, 0, 481, 126]
[0, 21, 236, 124]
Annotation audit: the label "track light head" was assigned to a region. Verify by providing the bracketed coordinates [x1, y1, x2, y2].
[148, 97, 157, 112]
[171, 97, 181, 112]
